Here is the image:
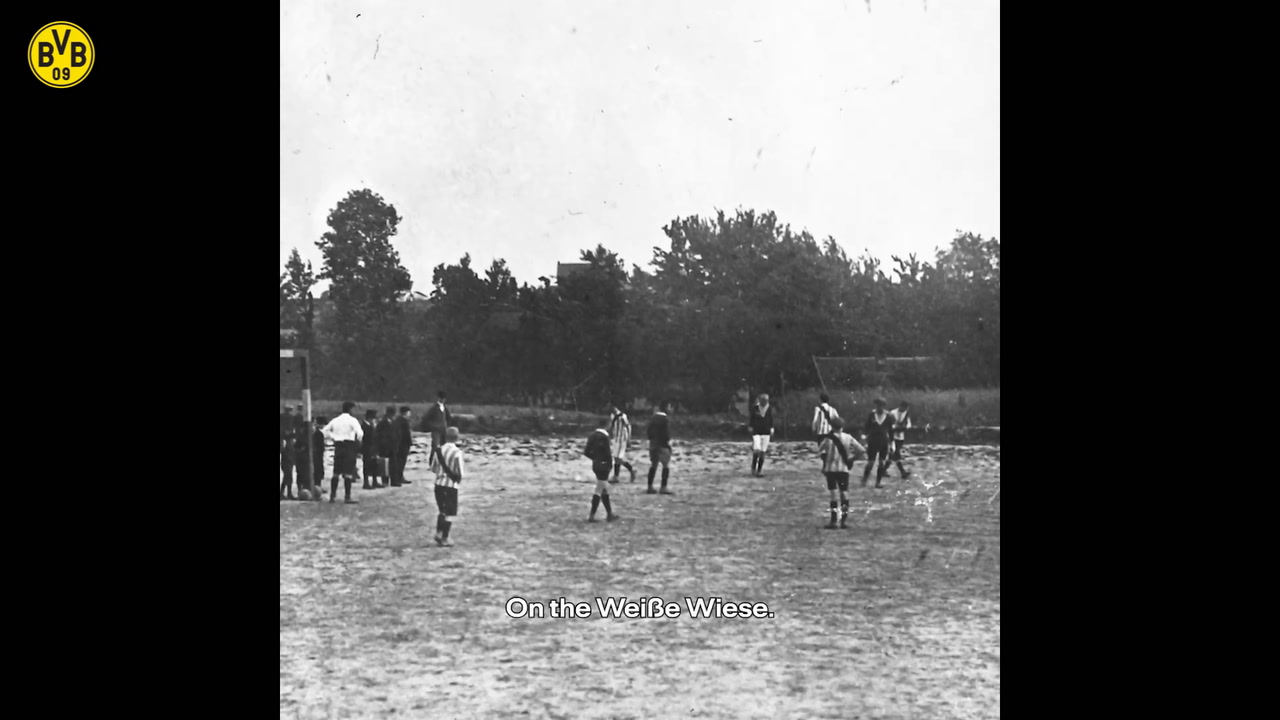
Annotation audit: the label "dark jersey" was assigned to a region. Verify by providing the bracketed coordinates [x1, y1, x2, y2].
[864, 411, 895, 445]
[584, 430, 612, 464]
[647, 413, 671, 449]
[749, 405, 774, 435]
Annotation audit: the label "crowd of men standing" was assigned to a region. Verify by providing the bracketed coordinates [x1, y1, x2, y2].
[279, 392, 453, 501]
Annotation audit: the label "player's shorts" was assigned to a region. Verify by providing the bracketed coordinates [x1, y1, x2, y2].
[434, 484, 459, 517]
[650, 446, 671, 466]
[866, 440, 890, 463]
[752, 435, 771, 453]
[825, 472, 850, 491]
[592, 460, 613, 482]
[334, 441, 359, 476]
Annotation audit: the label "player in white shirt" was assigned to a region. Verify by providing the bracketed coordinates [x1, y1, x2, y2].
[812, 393, 840, 447]
[888, 401, 913, 479]
[322, 401, 365, 505]
[607, 401, 636, 482]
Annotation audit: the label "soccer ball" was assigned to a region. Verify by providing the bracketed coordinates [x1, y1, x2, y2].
[298, 489, 311, 501]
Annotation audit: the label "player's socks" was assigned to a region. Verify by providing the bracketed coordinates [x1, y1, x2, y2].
[441, 520, 452, 544]
[601, 493, 613, 517]
[330, 476, 340, 503]
[647, 466, 657, 489]
[661, 468, 670, 490]
[829, 500, 838, 525]
[590, 495, 601, 518]
[344, 477, 358, 503]
[840, 499, 849, 527]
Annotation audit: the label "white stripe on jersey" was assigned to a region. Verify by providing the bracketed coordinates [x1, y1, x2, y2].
[891, 409, 911, 440]
[432, 443, 465, 488]
[819, 432, 858, 473]
[610, 412, 631, 456]
[812, 403, 839, 436]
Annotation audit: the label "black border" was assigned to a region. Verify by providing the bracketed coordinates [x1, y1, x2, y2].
[9, 1, 1157, 714]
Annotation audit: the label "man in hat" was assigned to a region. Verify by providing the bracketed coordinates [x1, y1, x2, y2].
[861, 398, 896, 488]
[424, 391, 452, 453]
[748, 393, 775, 477]
[321, 402, 364, 504]
[361, 409, 381, 489]
[392, 405, 414, 486]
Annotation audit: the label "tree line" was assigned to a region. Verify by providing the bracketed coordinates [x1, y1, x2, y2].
[281, 189, 1000, 412]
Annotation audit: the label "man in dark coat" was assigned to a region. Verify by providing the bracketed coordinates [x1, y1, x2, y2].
[392, 405, 414, 486]
[423, 391, 452, 453]
[312, 416, 328, 490]
[378, 406, 397, 486]
[361, 409, 381, 489]
[280, 406, 296, 500]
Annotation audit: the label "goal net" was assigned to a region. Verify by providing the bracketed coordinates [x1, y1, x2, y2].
[811, 356, 885, 393]
[812, 356, 944, 392]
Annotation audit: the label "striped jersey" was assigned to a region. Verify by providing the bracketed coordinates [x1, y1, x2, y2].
[430, 442, 465, 488]
[812, 403, 840, 436]
[609, 410, 631, 454]
[890, 408, 911, 441]
[819, 432, 862, 473]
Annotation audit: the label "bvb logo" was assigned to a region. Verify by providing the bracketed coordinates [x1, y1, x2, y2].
[28, 22, 94, 88]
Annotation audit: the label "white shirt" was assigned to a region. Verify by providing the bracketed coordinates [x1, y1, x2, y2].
[431, 442, 465, 488]
[819, 432, 864, 473]
[890, 409, 912, 440]
[323, 413, 364, 443]
[812, 403, 840, 436]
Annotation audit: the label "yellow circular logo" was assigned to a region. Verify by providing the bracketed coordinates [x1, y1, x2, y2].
[28, 22, 94, 88]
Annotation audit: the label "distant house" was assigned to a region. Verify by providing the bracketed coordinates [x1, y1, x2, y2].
[556, 262, 591, 280]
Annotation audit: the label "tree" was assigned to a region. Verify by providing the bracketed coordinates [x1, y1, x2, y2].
[281, 248, 317, 347]
[315, 189, 413, 397]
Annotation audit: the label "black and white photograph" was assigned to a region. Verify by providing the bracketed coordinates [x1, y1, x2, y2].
[280, 1, 999, 716]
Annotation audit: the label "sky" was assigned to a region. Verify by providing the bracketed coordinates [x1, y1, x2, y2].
[280, 0, 999, 293]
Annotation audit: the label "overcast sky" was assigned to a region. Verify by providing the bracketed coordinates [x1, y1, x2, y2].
[281, 0, 999, 292]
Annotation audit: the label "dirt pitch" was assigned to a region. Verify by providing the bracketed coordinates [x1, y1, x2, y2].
[280, 436, 1000, 719]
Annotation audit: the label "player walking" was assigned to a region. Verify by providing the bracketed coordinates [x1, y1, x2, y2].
[429, 427, 465, 547]
[861, 398, 895, 488]
[607, 401, 636, 482]
[819, 417, 865, 528]
[888, 401, 913, 479]
[646, 401, 674, 495]
[749, 393, 775, 477]
[583, 426, 621, 522]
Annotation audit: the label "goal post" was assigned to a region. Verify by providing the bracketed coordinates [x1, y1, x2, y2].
[280, 348, 317, 498]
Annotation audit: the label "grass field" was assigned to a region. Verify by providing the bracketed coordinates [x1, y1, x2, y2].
[280, 434, 1000, 718]
[286, 387, 999, 440]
